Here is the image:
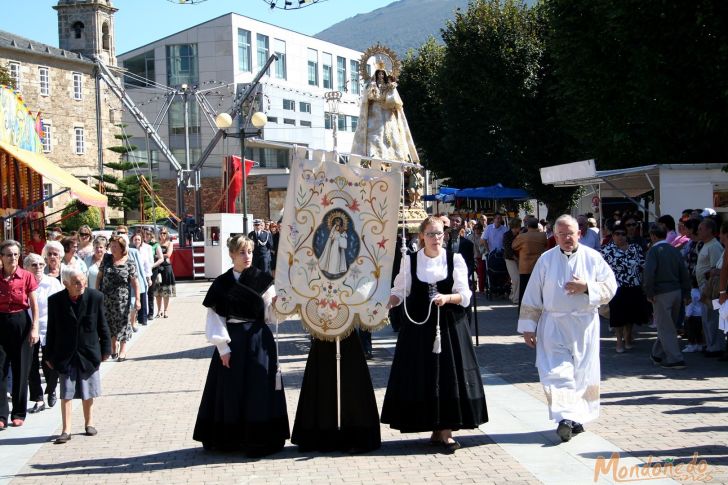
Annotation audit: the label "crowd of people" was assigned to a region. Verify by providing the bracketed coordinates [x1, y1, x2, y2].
[0, 224, 176, 439]
[3, 206, 726, 449]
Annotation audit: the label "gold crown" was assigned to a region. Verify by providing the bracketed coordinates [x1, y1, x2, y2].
[375, 60, 387, 71]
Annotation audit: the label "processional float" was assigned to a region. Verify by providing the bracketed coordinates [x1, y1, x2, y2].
[273, 44, 427, 428]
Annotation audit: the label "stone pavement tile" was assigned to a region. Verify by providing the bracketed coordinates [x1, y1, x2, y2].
[11, 281, 537, 485]
[471, 298, 728, 484]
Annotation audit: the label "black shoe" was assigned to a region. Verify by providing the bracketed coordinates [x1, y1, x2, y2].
[28, 402, 46, 414]
[661, 360, 687, 369]
[85, 425, 98, 436]
[557, 419, 573, 442]
[572, 422, 585, 434]
[54, 432, 72, 444]
[650, 355, 662, 365]
[717, 354, 728, 362]
[365, 351, 373, 360]
[704, 351, 722, 358]
[47, 392, 57, 408]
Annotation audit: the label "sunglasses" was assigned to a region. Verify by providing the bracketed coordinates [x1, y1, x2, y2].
[613, 231, 626, 236]
[625, 223, 637, 227]
[80, 233, 91, 237]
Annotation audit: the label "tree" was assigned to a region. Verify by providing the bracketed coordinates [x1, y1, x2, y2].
[544, 0, 728, 168]
[399, 0, 577, 215]
[60, 201, 101, 232]
[94, 124, 150, 222]
[0, 64, 14, 88]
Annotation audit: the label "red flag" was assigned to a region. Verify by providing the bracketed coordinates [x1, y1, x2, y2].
[226, 156, 255, 213]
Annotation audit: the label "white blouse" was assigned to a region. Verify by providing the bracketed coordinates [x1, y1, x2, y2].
[390, 249, 471, 308]
[205, 270, 278, 356]
[30, 275, 64, 346]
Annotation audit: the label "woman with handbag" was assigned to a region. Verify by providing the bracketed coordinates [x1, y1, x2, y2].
[154, 229, 176, 318]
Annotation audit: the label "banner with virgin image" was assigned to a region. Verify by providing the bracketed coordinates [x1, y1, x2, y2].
[274, 150, 400, 340]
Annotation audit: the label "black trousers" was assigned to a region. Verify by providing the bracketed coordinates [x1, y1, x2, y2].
[28, 342, 59, 402]
[147, 282, 156, 318]
[137, 292, 148, 325]
[518, 273, 531, 309]
[0, 311, 32, 421]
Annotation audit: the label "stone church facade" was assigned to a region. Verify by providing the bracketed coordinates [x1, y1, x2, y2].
[0, 0, 121, 213]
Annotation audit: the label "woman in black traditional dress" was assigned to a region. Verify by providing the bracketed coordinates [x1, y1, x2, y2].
[291, 331, 381, 453]
[193, 235, 289, 456]
[382, 216, 488, 452]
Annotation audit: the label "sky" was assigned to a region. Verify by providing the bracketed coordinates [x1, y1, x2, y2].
[1, 0, 396, 54]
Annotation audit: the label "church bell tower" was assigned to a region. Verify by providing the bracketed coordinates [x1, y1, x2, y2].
[54, 0, 118, 66]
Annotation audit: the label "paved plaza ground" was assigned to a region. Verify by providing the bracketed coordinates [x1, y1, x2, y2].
[2, 280, 727, 484]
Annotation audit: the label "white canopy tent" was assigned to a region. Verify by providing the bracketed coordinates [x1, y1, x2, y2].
[540, 160, 728, 219]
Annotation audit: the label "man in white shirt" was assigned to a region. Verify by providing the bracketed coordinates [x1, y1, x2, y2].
[482, 213, 508, 253]
[695, 218, 723, 355]
[518, 215, 617, 443]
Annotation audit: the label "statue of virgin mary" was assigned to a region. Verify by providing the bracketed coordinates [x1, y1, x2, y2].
[351, 45, 419, 163]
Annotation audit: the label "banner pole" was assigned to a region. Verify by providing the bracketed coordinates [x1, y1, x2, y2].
[336, 336, 341, 430]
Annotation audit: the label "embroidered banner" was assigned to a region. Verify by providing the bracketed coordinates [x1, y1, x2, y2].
[274, 152, 401, 340]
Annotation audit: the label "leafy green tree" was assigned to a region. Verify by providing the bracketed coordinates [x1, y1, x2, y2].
[400, 0, 577, 215]
[94, 124, 151, 222]
[544, 0, 728, 168]
[60, 201, 101, 232]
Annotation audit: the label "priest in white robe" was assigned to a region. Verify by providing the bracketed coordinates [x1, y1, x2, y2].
[517, 215, 617, 443]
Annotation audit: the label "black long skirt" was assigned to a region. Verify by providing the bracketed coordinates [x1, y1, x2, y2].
[291, 333, 381, 452]
[193, 321, 290, 456]
[608, 285, 649, 327]
[381, 309, 488, 433]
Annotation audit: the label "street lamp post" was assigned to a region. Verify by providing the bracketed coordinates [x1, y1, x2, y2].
[215, 111, 267, 235]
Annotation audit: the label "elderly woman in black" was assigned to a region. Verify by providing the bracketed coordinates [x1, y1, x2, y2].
[45, 267, 110, 443]
[601, 221, 648, 352]
[383, 216, 488, 452]
[0, 240, 39, 429]
[193, 235, 289, 456]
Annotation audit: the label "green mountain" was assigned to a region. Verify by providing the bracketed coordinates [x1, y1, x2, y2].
[316, 0, 535, 56]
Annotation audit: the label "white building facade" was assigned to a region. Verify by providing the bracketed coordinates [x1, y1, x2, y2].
[118, 13, 365, 219]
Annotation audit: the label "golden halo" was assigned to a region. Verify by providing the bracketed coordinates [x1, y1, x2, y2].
[359, 43, 400, 83]
[326, 210, 349, 232]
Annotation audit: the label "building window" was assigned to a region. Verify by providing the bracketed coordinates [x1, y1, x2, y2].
[273, 39, 286, 80]
[324, 112, 332, 130]
[168, 99, 200, 135]
[42, 123, 51, 152]
[338, 114, 346, 131]
[283, 99, 295, 111]
[166, 44, 198, 86]
[300, 120, 312, 128]
[123, 50, 155, 87]
[39, 67, 50, 96]
[8, 62, 20, 90]
[267, 116, 278, 123]
[337, 56, 346, 91]
[322, 53, 333, 89]
[72, 72, 82, 100]
[102, 22, 110, 51]
[256, 34, 269, 73]
[74, 127, 85, 154]
[307, 48, 318, 86]
[72, 21, 84, 39]
[43, 183, 54, 208]
[350, 60, 360, 95]
[299, 101, 311, 113]
[238, 29, 252, 72]
[350, 116, 358, 132]
[283, 118, 296, 126]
